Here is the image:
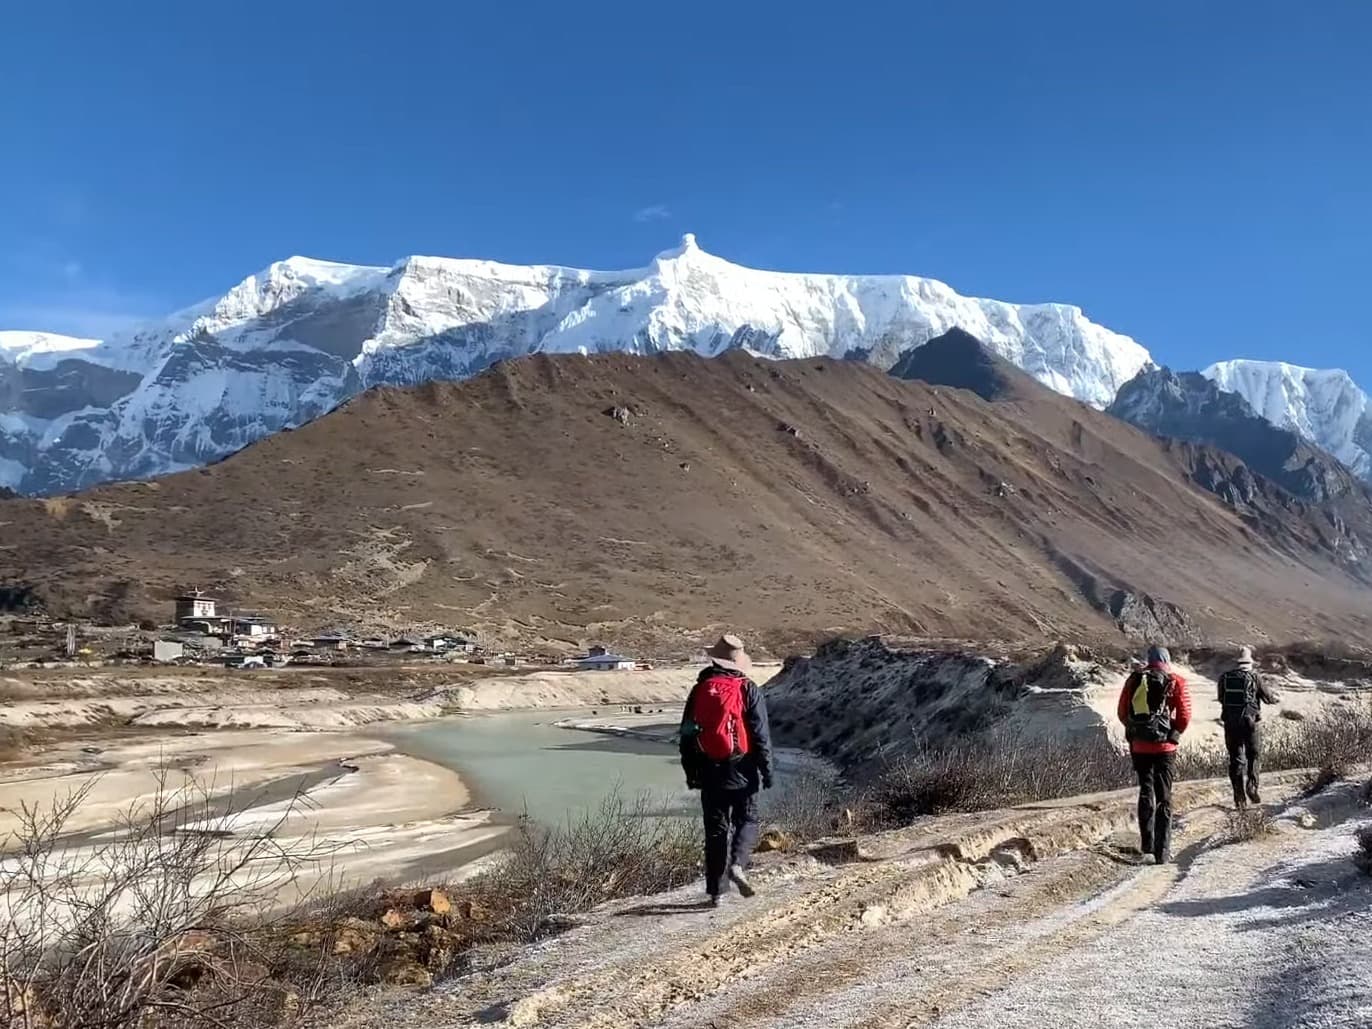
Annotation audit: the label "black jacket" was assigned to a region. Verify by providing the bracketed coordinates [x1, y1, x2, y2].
[679, 665, 773, 792]
[1217, 667, 1279, 722]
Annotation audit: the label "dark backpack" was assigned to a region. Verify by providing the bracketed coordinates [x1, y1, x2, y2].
[691, 674, 751, 761]
[1126, 669, 1175, 744]
[1219, 669, 1259, 723]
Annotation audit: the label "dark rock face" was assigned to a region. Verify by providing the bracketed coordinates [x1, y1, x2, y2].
[889, 328, 1031, 401]
[1109, 366, 1362, 504]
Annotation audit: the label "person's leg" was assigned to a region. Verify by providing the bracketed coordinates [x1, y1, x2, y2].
[1224, 721, 1247, 808]
[728, 789, 760, 870]
[1246, 721, 1262, 804]
[700, 788, 730, 897]
[1132, 752, 1156, 856]
[1153, 753, 1176, 863]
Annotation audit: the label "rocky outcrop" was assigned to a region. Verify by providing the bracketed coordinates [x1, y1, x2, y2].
[765, 637, 1123, 768]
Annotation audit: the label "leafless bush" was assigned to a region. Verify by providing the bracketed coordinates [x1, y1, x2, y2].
[1223, 807, 1276, 844]
[857, 729, 1140, 825]
[1355, 825, 1372, 877]
[1264, 699, 1372, 792]
[760, 770, 848, 843]
[483, 790, 700, 942]
[0, 770, 344, 1028]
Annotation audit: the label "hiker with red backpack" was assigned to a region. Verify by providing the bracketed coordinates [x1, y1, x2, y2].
[1217, 645, 1279, 809]
[680, 634, 774, 906]
[1117, 645, 1193, 864]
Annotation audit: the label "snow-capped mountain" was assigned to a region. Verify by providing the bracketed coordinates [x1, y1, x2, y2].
[1, 235, 1152, 495]
[1109, 365, 1364, 503]
[1203, 360, 1372, 481]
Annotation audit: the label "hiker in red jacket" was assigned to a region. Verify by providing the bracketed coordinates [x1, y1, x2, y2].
[1117, 645, 1192, 864]
[680, 634, 773, 906]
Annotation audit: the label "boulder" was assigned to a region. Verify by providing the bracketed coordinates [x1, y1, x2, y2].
[756, 828, 794, 853]
[414, 888, 452, 916]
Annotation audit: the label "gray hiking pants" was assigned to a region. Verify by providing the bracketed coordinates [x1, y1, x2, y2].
[1225, 718, 1262, 804]
[701, 786, 759, 896]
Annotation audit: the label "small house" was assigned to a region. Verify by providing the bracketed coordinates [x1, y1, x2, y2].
[587, 644, 609, 658]
[175, 591, 218, 624]
[232, 615, 278, 638]
[576, 651, 637, 672]
[311, 632, 351, 652]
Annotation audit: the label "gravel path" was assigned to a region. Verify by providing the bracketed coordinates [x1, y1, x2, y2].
[335, 776, 1371, 1028]
[931, 798, 1372, 1029]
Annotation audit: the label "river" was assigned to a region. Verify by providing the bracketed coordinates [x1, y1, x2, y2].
[383, 709, 828, 830]
[383, 710, 699, 827]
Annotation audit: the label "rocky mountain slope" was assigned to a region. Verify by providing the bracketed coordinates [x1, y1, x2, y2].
[0, 239, 1151, 495]
[1109, 365, 1368, 503]
[1204, 359, 1372, 480]
[3, 343, 1370, 648]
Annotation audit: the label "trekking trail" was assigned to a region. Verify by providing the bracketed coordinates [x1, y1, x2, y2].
[342, 773, 1372, 1029]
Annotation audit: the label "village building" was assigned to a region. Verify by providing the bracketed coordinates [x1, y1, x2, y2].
[311, 631, 351, 652]
[231, 615, 279, 638]
[174, 591, 217, 624]
[576, 650, 638, 671]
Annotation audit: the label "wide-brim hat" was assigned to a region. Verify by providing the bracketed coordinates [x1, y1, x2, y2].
[1237, 645, 1255, 668]
[705, 634, 753, 674]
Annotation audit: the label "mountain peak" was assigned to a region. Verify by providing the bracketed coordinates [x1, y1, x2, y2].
[1202, 359, 1372, 479]
[653, 232, 704, 263]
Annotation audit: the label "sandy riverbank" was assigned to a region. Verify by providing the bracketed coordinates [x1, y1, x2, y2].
[0, 726, 503, 895]
[0, 663, 719, 893]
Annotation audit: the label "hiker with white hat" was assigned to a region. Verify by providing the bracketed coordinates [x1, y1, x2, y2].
[1217, 645, 1279, 808]
[679, 634, 774, 906]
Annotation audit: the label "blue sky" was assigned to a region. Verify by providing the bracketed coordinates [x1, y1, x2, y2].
[4, 1, 1370, 382]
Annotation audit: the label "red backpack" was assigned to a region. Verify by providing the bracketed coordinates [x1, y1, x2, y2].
[692, 674, 750, 761]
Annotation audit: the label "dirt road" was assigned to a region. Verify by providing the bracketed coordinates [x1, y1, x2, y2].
[345, 774, 1372, 1029]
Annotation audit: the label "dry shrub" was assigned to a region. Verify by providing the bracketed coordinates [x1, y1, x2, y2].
[759, 769, 848, 843]
[858, 729, 1139, 825]
[1224, 807, 1277, 844]
[1355, 825, 1372, 877]
[0, 772, 346, 1029]
[477, 790, 701, 942]
[1264, 699, 1372, 792]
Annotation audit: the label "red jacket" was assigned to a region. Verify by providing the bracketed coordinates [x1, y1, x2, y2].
[1117, 664, 1192, 754]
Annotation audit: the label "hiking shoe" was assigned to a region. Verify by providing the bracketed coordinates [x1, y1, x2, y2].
[1247, 783, 1262, 805]
[1155, 849, 1172, 866]
[728, 865, 756, 898]
[708, 893, 724, 909]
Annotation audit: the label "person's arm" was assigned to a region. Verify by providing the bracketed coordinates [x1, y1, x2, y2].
[1117, 675, 1136, 726]
[1256, 673, 1280, 707]
[1217, 673, 1226, 706]
[1170, 675, 1193, 739]
[680, 680, 703, 787]
[744, 681, 774, 788]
